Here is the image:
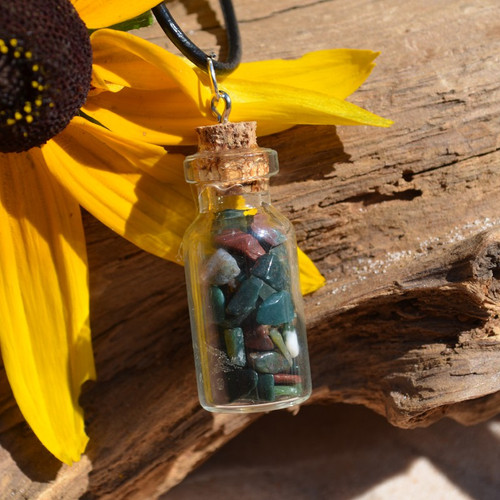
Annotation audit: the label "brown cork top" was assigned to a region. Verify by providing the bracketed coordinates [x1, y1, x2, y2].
[191, 121, 270, 185]
[196, 121, 258, 152]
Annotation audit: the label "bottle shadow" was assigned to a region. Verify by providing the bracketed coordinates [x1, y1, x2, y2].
[260, 125, 351, 186]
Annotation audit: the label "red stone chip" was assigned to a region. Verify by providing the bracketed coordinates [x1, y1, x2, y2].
[214, 229, 266, 261]
[273, 374, 302, 385]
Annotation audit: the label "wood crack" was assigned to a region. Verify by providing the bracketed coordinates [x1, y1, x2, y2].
[342, 188, 423, 206]
[238, 0, 334, 24]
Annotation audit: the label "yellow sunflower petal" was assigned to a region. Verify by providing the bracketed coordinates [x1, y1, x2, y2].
[85, 29, 211, 144]
[42, 117, 323, 295]
[84, 86, 211, 145]
[0, 149, 95, 464]
[71, 0, 160, 29]
[43, 117, 194, 262]
[226, 49, 380, 100]
[298, 247, 326, 295]
[84, 30, 391, 145]
[89, 29, 200, 92]
[227, 80, 392, 136]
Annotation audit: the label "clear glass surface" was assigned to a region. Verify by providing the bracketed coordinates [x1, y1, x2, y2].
[183, 176, 312, 412]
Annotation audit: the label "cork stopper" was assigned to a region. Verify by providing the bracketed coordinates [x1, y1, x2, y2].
[197, 121, 258, 153]
[190, 121, 270, 186]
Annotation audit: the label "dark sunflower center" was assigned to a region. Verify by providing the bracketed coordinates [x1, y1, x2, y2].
[0, 0, 92, 153]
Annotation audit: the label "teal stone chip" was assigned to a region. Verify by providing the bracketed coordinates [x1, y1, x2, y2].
[236, 271, 247, 284]
[256, 290, 295, 325]
[224, 327, 246, 367]
[213, 209, 248, 232]
[226, 275, 264, 321]
[257, 374, 275, 401]
[251, 253, 286, 290]
[268, 245, 291, 288]
[259, 281, 277, 300]
[209, 286, 225, 324]
[274, 384, 302, 398]
[249, 351, 291, 374]
[269, 244, 287, 259]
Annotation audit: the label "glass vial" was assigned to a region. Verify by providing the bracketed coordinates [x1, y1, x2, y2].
[183, 121, 311, 413]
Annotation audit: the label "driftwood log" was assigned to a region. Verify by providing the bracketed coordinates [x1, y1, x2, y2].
[1, 0, 499, 498]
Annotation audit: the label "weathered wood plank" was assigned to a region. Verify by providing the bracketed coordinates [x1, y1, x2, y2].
[1, 0, 499, 498]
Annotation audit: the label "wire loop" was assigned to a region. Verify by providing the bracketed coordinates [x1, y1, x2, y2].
[208, 57, 232, 123]
[211, 90, 232, 123]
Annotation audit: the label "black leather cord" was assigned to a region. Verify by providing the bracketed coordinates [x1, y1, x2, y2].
[152, 0, 242, 75]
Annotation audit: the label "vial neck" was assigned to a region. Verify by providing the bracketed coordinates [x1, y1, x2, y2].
[196, 183, 271, 213]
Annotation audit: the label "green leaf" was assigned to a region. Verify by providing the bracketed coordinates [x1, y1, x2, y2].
[88, 11, 153, 34]
[78, 110, 107, 129]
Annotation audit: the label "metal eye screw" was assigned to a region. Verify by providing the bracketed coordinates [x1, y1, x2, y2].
[208, 56, 232, 123]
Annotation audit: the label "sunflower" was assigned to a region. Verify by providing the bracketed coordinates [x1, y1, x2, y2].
[0, 0, 183, 466]
[0, 0, 391, 465]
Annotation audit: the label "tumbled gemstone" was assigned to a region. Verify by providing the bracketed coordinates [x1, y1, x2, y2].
[251, 213, 286, 247]
[259, 281, 277, 300]
[204, 248, 240, 285]
[268, 245, 290, 287]
[226, 275, 264, 322]
[283, 325, 300, 358]
[256, 290, 295, 325]
[251, 253, 285, 290]
[224, 327, 246, 367]
[209, 286, 225, 324]
[274, 385, 302, 398]
[249, 351, 291, 374]
[257, 374, 275, 401]
[226, 369, 258, 401]
[273, 374, 302, 385]
[269, 328, 292, 363]
[244, 324, 274, 351]
[214, 229, 266, 261]
[213, 209, 248, 232]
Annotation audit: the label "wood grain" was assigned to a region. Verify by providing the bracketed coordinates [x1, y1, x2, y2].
[1, 0, 499, 498]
